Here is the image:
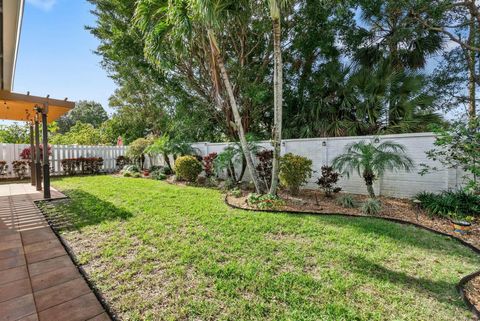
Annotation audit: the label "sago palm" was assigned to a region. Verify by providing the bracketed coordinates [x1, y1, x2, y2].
[332, 140, 414, 198]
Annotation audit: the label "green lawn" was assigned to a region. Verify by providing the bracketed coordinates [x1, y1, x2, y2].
[44, 176, 480, 321]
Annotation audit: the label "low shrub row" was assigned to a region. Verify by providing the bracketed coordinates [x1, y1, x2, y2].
[61, 157, 104, 175]
[415, 190, 480, 219]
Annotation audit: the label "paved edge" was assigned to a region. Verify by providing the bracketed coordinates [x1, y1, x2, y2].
[224, 194, 480, 319]
[34, 198, 118, 321]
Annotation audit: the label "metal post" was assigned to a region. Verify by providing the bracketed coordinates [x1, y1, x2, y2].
[34, 113, 42, 191]
[41, 105, 51, 199]
[29, 123, 36, 186]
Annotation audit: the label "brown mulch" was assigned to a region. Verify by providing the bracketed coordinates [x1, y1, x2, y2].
[226, 189, 480, 314]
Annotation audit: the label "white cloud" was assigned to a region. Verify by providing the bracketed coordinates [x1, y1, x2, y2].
[26, 0, 57, 11]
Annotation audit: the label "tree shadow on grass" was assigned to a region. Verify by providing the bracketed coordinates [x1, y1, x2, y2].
[303, 213, 479, 260]
[41, 189, 133, 230]
[347, 254, 468, 310]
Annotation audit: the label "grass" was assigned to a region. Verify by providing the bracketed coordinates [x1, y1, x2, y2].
[43, 176, 480, 321]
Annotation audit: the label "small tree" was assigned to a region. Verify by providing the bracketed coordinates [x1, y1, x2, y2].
[317, 166, 342, 197]
[333, 140, 414, 198]
[127, 138, 151, 169]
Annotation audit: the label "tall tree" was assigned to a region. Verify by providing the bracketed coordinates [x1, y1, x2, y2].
[268, 0, 288, 195]
[57, 100, 108, 134]
[411, 0, 480, 119]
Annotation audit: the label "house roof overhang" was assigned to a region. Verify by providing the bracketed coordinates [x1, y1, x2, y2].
[0, 90, 75, 123]
[1, 0, 24, 91]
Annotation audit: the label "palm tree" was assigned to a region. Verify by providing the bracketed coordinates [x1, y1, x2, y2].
[332, 140, 414, 198]
[134, 0, 265, 193]
[268, 0, 289, 195]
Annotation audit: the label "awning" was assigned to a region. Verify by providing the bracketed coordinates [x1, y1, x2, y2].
[0, 90, 75, 123]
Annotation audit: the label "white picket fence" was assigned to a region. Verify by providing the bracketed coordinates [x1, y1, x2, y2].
[0, 144, 128, 178]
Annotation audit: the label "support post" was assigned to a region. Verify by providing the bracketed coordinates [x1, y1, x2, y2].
[34, 113, 42, 191]
[29, 123, 36, 186]
[41, 105, 51, 199]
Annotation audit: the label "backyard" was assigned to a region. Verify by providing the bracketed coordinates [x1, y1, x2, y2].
[40, 175, 480, 321]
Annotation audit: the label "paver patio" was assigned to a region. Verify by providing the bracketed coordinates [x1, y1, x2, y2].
[0, 184, 111, 321]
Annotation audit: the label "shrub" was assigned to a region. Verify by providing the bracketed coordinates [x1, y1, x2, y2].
[279, 153, 313, 195]
[203, 152, 218, 178]
[19, 145, 51, 160]
[116, 156, 130, 170]
[61, 159, 81, 176]
[132, 172, 142, 178]
[12, 161, 28, 179]
[336, 195, 356, 208]
[415, 190, 480, 218]
[127, 138, 151, 168]
[231, 188, 242, 198]
[256, 150, 273, 190]
[0, 161, 8, 175]
[317, 166, 342, 197]
[361, 198, 382, 215]
[61, 158, 103, 175]
[175, 156, 203, 182]
[247, 193, 285, 210]
[160, 166, 173, 176]
[151, 170, 167, 180]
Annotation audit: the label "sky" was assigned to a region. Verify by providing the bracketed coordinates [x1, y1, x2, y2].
[4, 0, 116, 125]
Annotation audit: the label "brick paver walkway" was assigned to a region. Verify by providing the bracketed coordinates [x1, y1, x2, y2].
[0, 184, 111, 321]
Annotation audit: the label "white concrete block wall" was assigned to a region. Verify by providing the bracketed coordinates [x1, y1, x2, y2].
[191, 133, 460, 198]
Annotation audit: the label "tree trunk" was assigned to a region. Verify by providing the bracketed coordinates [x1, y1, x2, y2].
[363, 170, 376, 198]
[269, 16, 283, 195]
[208, 30, 265, 194]
[468, 15, 477, 120]
[366, 183, 375, 198]
[163, 153, 172, 171]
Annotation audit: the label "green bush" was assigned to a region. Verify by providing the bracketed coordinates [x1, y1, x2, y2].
[361, 198, 381, 215]
[231, 188, 242, 198]
[415, 190, 480, 218]
[247, 193, 285, 210]
[175, 156, 203, 182]
[151, 170, 167, 181]
[336, 195, 356, 208]
[279, 153, 313, 195]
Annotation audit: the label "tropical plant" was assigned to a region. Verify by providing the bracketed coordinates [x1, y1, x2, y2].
[0, 161, 7, 176]
[247, 193, 285, 210]
[333, 140, 414, 198]
[317, 166, 342, 197]
[361, 198, 382, 215]
[415, 190, 480, 218]
[12, 161, 29, 179]
[203, 153, 218, 178]
[336, 195, 357, 208]
[256, 150, 274, 191]
[279, 153, 313, 195]
[174, 156, 203, 183]
[20, 145, 52, 160]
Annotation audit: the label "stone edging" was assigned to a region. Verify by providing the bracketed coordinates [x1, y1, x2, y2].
[224, 195, 480, 318]
[34, 198, 119, 321]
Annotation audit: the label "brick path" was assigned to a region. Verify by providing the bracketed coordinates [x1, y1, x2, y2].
[0, 184, 111, 321]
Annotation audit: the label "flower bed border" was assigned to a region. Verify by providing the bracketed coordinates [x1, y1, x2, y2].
[225, 195, 480, 318]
